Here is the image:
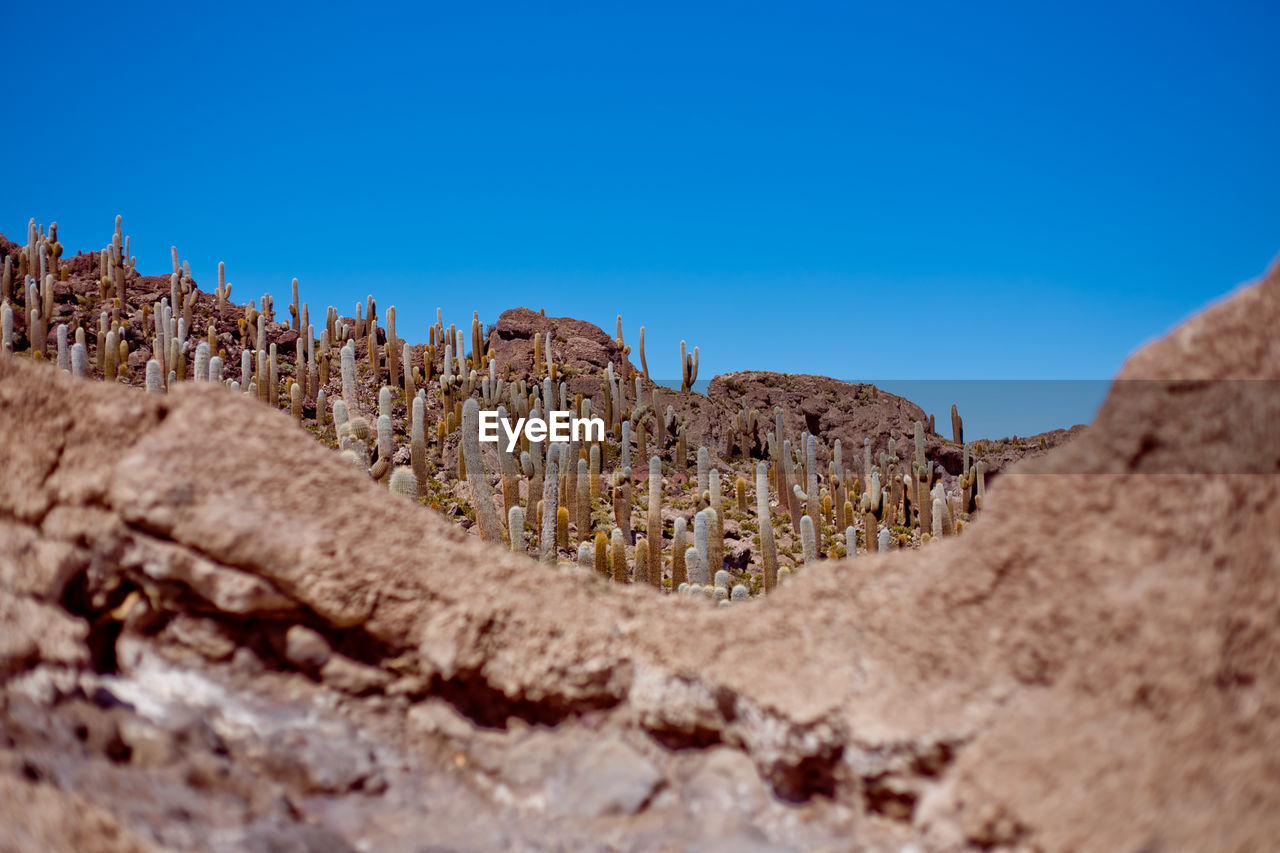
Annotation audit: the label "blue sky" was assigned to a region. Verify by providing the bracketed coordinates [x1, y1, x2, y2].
[3, 2, 1277, 431]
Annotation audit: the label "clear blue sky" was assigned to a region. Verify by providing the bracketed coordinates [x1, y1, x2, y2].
[4, 2, 1277, 409]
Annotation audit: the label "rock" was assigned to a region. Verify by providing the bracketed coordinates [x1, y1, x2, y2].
[548, 737, 663, 818]
[319, 654, 393, 695]
[284, 625, 331, 671]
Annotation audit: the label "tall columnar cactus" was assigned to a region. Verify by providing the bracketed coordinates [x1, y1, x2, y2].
[805, 433, 819, 526]
[461, 398, 504, 543]
[594, 530, 608, 575]
[589, 444, 601, 501]
[951, 404, 963, 444]
[693, 510, 710, 584]
[736, 475, 748, 513]
[209, 356, 223, 384]
[145, 359, 163, 393]
[679, 340, 699, 392]
[646, 455, 662, 586]
[709, 473, 723, 574]
[845, 525, 857, 557]
[932, 496, 947, 538]
[411, 395, 427, 491]
[697, 446, 709, 494]
[864, 437, 873, 492]
[104, 330, 118, 380]
[800, 515, 817, 566]
[509, 506, 525, 553]
[684, 548, 702, 587]
[0, 303, 11, 355]
[610, 528, 626, 583]
[56, 324, 69, 372]
[71, 341, 86, 377]
[878, 527, 892, 552]
[556, 506, 570, 550]
[193, 341, 209, 382]
[341, 342, 357, 408]
[671, 517, 688, 587]
[291, 383, 303, 420]
[863, 498, 877, 557]
[576, 457, 590, 538]
[539, 456, 560, 562]
[754, 462, 779, 592]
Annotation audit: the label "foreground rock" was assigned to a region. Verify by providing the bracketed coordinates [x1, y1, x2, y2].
[2, 264, 1279, 850]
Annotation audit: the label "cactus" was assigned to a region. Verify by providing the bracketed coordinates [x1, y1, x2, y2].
[646, 455, 662, 587]
[556, 505, 570, 550]
[845, 525, 857, 557]
[588, 444, 601, 501]
[145, 358, 163, 393]
[697, 445, 709, 494]
[509, 506, 526, 553]
[753, 463, 779, 592]
[576, 457, 590, 539]
[877, 527, 891, 552]
[610, 528, 627, 583]
[209, 356, 223, 384]
[634, 537, 650, 584]
[736, 475, 748, 513]
[671, 516, 688, 587]
[679, 340, 699, 392]
[461, 399, 504, 543]
[194, 341, 209, 382]
[706, 502, 722, 580]
[576, 541, 593, 568]
[684, 547, 703, 587]
[390, 466, 418, 498]
[800, 515, 817, 566]
[951, 404, 963, 444]
[411, 395, 427, 491]
[70, 341, 86, 377]
[594, 530, 608, 574]
[932, 496, 948, 538]
[693, 510, 710, 584]
[714, 569, 730, 590]
[731, 584, 748, 602]
[379, 385, 394, 420]
[539, 456, 560, 562]
[1, 303, 13, 355]
[56, 324, 69, 371]
[340, 342, 357, 408]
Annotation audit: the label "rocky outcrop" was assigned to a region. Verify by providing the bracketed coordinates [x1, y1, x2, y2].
[2, 263, 1278, 850]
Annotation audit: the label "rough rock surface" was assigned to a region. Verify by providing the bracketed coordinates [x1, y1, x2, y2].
[2, 264, 1279, 851]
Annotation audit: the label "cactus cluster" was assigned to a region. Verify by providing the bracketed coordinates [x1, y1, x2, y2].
[0, 216, 988, 604]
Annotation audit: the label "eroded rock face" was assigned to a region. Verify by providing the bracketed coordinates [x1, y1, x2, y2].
[2, 265, 1279, 851]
